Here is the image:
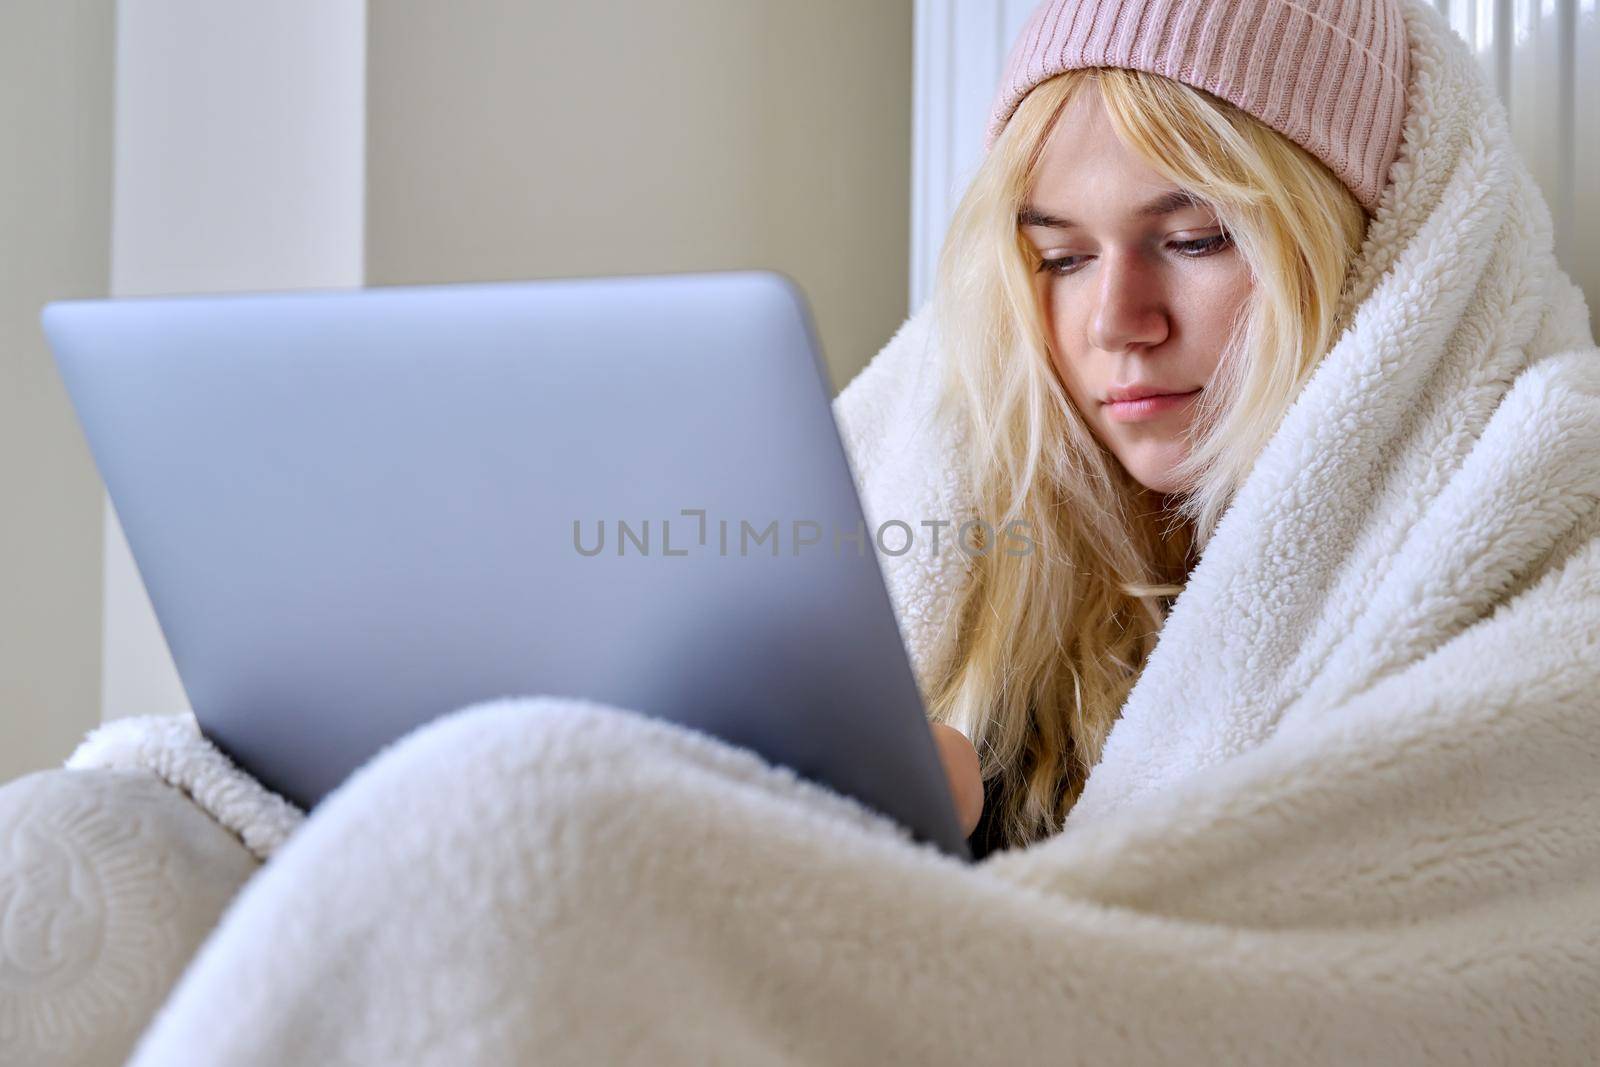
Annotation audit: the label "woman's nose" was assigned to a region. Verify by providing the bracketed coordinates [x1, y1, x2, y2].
[1086, 251, 1169, 354]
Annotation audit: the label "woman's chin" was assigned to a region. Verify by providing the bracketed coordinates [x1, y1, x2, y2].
[1113, 449, 1190, 496]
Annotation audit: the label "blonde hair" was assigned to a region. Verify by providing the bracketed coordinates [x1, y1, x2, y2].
[930, 67, 1368, 850]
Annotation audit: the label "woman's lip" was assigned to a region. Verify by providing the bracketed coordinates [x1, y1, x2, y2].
[1103, 388, 1202, 422]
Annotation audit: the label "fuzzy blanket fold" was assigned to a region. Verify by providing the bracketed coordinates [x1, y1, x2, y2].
[126, 3, 1599, 1062]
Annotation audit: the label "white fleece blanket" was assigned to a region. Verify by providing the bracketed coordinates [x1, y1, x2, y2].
[121, 3, 1600, 1062]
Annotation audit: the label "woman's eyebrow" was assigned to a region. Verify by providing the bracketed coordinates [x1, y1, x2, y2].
[1018, 189, 1208, 229]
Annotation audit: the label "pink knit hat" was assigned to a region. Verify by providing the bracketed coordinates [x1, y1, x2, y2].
[986, 0, 1410, 215]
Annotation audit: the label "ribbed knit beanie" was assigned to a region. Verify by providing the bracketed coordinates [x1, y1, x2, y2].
[986, 0, 1410, 215]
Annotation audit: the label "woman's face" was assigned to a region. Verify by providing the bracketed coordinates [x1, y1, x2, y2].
[1021, 89, 1254, 495]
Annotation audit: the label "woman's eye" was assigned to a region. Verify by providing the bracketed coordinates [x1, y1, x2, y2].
[1037, 233, 1231, 277]
[1172, 232, 1232, 257]
[1036, 256, 1084, 276]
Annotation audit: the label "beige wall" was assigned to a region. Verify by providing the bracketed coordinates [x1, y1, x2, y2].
[0, 0, 114, 782]
[366, 0, 913, 393]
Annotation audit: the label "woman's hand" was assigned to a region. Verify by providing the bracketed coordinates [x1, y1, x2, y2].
[929, 723, 984, 837]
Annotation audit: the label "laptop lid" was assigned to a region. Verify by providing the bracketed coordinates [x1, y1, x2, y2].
[42, 271, 973, 861]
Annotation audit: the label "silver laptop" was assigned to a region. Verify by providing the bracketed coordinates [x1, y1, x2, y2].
[42, 271, 973, 862]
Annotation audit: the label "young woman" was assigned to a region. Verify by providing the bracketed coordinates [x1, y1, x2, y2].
[925, 0, 1382, 855]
